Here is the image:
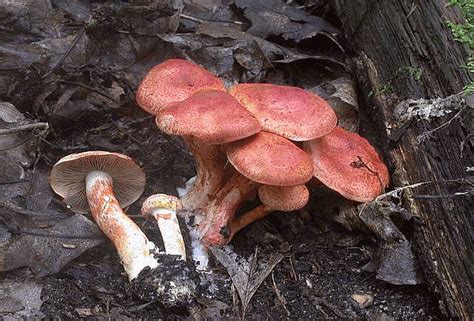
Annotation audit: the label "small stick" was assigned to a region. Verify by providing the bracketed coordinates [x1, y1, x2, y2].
[179, 13, 244, 25]
[271, 271, 291, 316]
[0, 123, 49, 135]
[43, 28, 86, 78]
[58, 80, 117, 102]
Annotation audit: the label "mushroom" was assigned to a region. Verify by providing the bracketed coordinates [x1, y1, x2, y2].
[229, 184, 310, 241]
[229, 83, 337, 141]
[304, 126, 390, 202]
[135, 60, 259, 211]
[199, 131, 314, 245]
[156, 90, 261, 210]
[50, 151, 157, 280]
[141, 194, 186, 260]
[136, 59, 226, 115]
[226, 131, 314, 186]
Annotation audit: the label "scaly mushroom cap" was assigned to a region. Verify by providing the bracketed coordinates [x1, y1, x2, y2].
[156, 90, 261, 144]
[50, 151, 146, 213]
[304, 126, 390, 202]
[229, 83, 337, 141]
[258, 185, 310, 212]
[227, 131, 313, 186]
[136, 59, 225, 114]
[141, 194, 182, 218]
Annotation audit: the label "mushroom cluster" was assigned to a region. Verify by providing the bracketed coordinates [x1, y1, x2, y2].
[136, 59, 390, 247]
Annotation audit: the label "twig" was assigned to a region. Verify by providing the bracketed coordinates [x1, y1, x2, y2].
[0, 122, 49, 135]
[1, 202, 49, 216]
[313, 297, 351, 319]
[127, 301, 154, 312]
[43, 27, 86, 78]
[271, 271, 291, 317]
[355, 272, 375, 285]
[417, 105, 468, 143]
[58, 80, 117, 102]
[350, 155, 384, 191]
[0, 134, 33, 151]
[374, 178, 472, 202]
[5, 229, 103, 240]
[288, 257, 298, 281]
[405, 3, 418, 19]
[413, 191, 472, 199]
[38, 136, 88, 151]
[179, 13, 244, 25]
[358, 178, 472, 215]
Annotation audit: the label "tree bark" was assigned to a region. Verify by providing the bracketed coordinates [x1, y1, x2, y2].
[332, 0, 473, 319]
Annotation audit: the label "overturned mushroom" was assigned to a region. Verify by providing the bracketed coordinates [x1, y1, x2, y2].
[50, 151, 157, 280]
[141, 194, 186, 260]
[304, 126, 390, 202]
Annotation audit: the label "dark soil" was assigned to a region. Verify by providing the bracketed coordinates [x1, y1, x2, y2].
[37, 210, 441, 319]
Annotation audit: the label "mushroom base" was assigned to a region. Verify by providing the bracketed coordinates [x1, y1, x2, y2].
[128, 255, 200, 307]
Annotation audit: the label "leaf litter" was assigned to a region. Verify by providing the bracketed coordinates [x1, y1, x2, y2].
[211, 245, 283, 318]
[0, 0, 440, 319]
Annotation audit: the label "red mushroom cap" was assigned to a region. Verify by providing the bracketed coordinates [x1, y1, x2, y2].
[258, 185, 309, 212]
[136, 59, 225, 114]
[227, 131, 314, 186]
[304, 126, 390, 202]
[156, 90, 261, 144]
[229, 83, 337, 141]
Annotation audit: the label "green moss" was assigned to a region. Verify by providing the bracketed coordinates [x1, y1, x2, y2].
[446, 0, 474, 94]
[400, 66, 423, 81]
[368, 84, 393, 98]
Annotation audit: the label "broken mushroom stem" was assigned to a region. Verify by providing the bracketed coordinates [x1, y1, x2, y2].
[85, 170, 158, 281]
[198, 172, 259, 246]
[141, 194, 187, 260]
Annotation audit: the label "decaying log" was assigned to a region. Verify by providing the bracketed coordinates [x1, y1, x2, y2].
[332, 0, 473, 319]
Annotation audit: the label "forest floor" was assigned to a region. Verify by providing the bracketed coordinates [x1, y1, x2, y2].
[0, 0, 442, 319]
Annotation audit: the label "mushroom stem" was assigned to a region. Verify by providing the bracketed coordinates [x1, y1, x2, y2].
[214, 184, 310, 244]
[181, 137, 227, 211]
[199, 172, 259, 246]
[148, 208, 186, 260]
[85, 170, 158, 280]
[228, 204, 271, 239]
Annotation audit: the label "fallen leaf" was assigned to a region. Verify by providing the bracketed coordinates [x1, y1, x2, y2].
[0, 210, 104, 277]
[311, 76, 359, 132]
[0, 281, 44, 319]
[210, 246, 283, 317]
[235, 0, 338, 42]
[194, 22, 344, 82]
[337, 201, 421, 285]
